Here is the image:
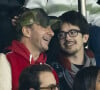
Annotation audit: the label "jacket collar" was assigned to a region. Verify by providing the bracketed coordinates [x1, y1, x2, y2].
[7, 40, 47, 64]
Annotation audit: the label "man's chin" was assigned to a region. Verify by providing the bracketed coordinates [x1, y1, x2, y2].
[41, 47, 48, 52]
[61, 49, 76, 56]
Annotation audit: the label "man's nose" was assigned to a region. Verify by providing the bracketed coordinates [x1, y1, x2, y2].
[65, 33, 71, 40]
[47, 26, 54, 37]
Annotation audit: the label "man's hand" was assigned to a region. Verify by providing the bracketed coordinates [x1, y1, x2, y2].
[11, 16, 19, 26]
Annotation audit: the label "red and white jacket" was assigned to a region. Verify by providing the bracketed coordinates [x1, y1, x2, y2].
[0, 40, 47, 90]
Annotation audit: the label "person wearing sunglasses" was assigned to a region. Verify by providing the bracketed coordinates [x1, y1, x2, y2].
[19, 64, 60, 90]
[48, 10, 96, 90]
[0, 8, 58, 90]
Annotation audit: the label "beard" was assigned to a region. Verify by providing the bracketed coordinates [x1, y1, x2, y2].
[60, 40, 80, 56]
[60, 48, 78, 57]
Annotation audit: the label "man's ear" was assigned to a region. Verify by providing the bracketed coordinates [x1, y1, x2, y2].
[22, 26, 31, 38]
[83, 34, 89, 43]
[29, 88, 35, 90]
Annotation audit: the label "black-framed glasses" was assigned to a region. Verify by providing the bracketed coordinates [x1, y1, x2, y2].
[40, 84, 60, 90]
[58, 29, 81, 39]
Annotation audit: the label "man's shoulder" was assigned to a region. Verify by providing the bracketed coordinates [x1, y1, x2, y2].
[85, 49, 96, 65]
[48, 61, 64, 78]
[0, 53, 12, 90]
[0, 53, 10, 65]
[0, 53, 7, 61]
[0, 53, 11, 74]
[48, 61, 71, 90]
[85, 48, 95, 58]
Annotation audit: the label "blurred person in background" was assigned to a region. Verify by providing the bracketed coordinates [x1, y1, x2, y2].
[19, 64, 59, 90]
[0, 0, 25, 52]
[73, 66, 100, 90]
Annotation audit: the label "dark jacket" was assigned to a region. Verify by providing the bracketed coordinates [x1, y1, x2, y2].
[47, 49, 96, 90]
